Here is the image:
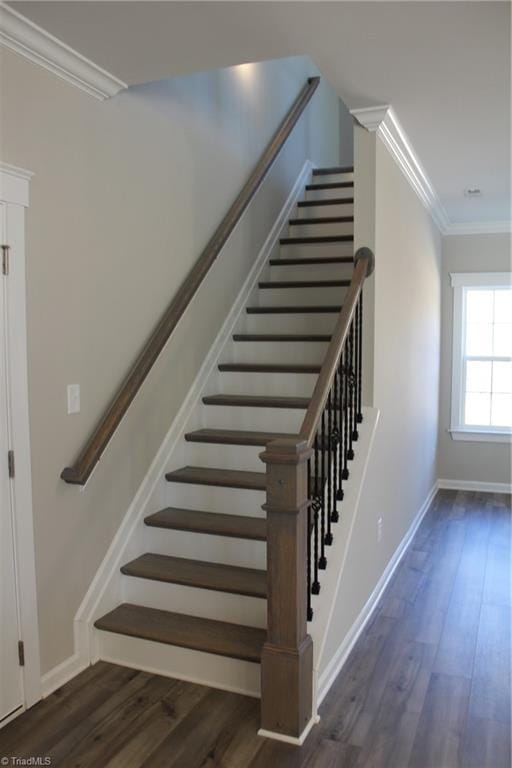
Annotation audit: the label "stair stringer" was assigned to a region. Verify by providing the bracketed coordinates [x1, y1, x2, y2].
[308, 406, 380, 712]
[72, 159, 315, 697]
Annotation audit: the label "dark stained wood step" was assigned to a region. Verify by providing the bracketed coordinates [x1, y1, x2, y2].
[288, 216, 354, 225]
[305, 181, 354, 191]
[269, 256, 354, 266]
[185, 428, 297, 446]
[145, 507, 267, 541]
[297, 197, 354, 207]
[94, 603, 266, 662]
[280, 235, 353, 245]
[218, 363, 321, 373]
[258, 279, 350, 289]
[233, 333, 331, 342]
[312, 166, 354, 176]
[202, 394, 310, 409]
[247, 305, 341, 314]
[165, 465, 267, 490]
[120, 554, 267, 598]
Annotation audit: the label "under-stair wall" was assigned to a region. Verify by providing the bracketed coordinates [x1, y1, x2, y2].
[318, 125, 442, 692]
[1, 49, 348, 687]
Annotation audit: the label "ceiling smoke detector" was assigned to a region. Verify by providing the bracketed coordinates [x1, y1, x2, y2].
[464, 188, 483, 198]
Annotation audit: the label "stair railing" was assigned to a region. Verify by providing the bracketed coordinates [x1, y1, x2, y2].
[259, 246, 374, 740]
[61, 76, 321, 485]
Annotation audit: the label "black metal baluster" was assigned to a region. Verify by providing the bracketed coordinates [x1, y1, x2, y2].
[319, 410, 327, 569]
[347, 321, 355, 461]
[307, 459, 313, 620]
[337, 360, 344, 496]
[352, 303, 359, 442]
[325, 392, 333, 544]
[342, 346, 349, 480]
[332, 371, 341, 515]
[312, 434, 320, 594]
[357, 292, 363, 424]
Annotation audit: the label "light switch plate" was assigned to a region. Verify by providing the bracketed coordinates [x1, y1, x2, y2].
[67, 384, 80, 414]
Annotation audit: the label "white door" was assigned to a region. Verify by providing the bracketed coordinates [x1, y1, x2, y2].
[0, 201, 24, 722]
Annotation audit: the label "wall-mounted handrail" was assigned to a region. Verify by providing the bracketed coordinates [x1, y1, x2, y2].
[61, 76, 321, 485]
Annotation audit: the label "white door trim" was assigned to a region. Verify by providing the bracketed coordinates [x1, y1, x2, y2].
[0, 162, 42, 713]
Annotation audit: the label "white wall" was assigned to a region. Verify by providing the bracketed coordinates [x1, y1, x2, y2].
[437, 233, 512, 486]
[0, 49, 346, 674]
[320, 134, 441, 674]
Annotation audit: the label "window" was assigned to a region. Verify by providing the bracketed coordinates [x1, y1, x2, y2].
[450, 272, 512, 442]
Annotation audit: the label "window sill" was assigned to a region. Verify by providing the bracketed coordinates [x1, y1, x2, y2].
[449, 428, 512, 444]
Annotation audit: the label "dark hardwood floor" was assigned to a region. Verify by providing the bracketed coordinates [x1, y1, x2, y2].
[1, 490, 509, 767]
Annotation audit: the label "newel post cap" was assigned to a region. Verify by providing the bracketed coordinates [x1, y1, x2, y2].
[260, 438, 312, 466]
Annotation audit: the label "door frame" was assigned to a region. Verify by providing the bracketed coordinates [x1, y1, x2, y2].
[0, 162, 41, 718]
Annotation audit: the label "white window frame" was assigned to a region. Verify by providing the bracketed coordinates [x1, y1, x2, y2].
[450, 271, 512, 443]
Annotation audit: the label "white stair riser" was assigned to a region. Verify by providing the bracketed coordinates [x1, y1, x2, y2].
[96, 632, 262, 696]
[279, 242, 353, 260]
[163, 482, 266, 516]
[144, 524, 266, 568]
[200, 403, 305, 432]
[122, 576, 267, 627]
[231, 342, 328, 365]
[184, 441, 270, 473]
[269, 263, 353, 282]
[312, 171, 353, 184]
[287, 221, 353, 237]
[306, 186, 354, 201]
[217, 370, 317, 397]
[257, 286, 348, 307]
[294, 202, 353, 219]
[244, 312, 338, 334]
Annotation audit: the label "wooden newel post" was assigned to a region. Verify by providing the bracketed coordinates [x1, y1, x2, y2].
[259, 438, 314, 740]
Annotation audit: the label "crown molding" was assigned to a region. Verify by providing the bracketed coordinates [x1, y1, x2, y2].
[0, 3, 127, 101]
[349, 104, 390, 133]
[443, 220, 512, 236]
[350, 104, 511, 237]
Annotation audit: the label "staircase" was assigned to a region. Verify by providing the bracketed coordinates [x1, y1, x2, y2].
[94, 167, 355, 684]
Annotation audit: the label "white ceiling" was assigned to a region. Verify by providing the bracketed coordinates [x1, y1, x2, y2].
[10, 1, 512, 225]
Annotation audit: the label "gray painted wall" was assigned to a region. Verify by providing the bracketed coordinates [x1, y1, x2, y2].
[437, 233, 512, 485]
[0, 50, 346, 674]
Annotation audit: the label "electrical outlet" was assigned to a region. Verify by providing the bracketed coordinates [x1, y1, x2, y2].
[377, 516, 383, 543]
[67, 384, 80, 414]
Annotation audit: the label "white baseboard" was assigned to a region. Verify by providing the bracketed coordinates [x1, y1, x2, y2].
[40, 652, 89, 698]
[258, 714, 320, 746]
[438, 478, 512, 494]
[67, 158, 314, 685]
[316, 480, 439, 706]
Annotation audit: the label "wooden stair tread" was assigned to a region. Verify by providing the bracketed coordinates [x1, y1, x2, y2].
[203, 394, 310, 409]
[218, 362, 321, 373]
[94, 603, 266, 662]
[312, 166, 353, 176]
[269, 256, 353, 266]
[247, 305, 341, 314]
[258, 279, 350, 289]
[185, 428, 297, 446]
[297, 197, 354, 207]
[233, 333, 331, 342]
[305, 182, 353, 190]
[145, 507, 267, 540]
[165, 464, 267, 490]
[280, 235, 353, 245]
[288, 216, 354, 225]
[120, 553, 267, 597]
